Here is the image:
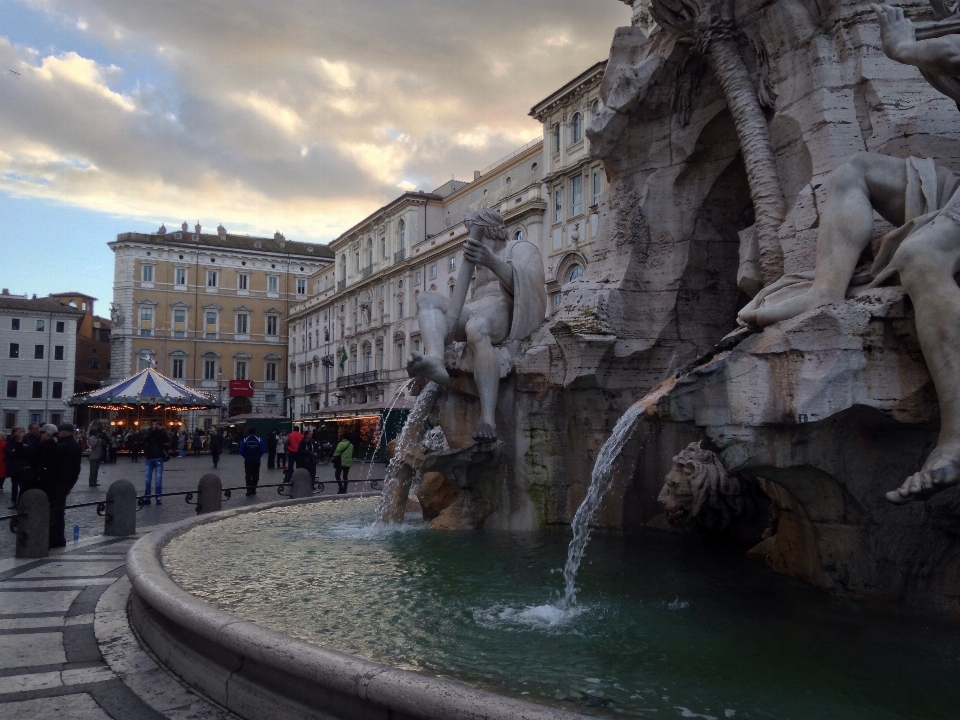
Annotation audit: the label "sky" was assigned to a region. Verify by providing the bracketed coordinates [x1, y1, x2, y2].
[0, 0, 631, 311]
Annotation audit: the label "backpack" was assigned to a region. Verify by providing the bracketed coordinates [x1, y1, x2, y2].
[243, 435, 261, 453]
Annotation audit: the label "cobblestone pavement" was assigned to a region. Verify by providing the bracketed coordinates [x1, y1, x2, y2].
[0, 452, 386, 719]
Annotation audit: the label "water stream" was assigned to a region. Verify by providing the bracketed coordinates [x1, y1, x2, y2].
[363, 378, 416, 483]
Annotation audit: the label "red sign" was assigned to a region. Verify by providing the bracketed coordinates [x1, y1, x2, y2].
[229, 380, 254, 397]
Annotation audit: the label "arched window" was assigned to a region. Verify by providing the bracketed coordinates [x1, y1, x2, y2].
[567, 264, 583, 283]
[571, 113, 582, 144]
[552, 123, 561, 154]
[514, 229, 524, 242]
[591, 99, 601, 117]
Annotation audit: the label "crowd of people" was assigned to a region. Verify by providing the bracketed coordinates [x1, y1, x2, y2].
[0, 422, 83, 547]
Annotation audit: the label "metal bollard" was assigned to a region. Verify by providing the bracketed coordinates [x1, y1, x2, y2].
[15, 489, 50, 558]
[104, 480, 137, 536]
[197, 473, 223, 514]
[290, 468, 314, 499]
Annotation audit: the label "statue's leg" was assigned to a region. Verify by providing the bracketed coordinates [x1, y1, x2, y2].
[885, 215, 960, 503]
[742, 154, 909, 326]
[465, 302, 511, 443]
[406, 291, 450, 386]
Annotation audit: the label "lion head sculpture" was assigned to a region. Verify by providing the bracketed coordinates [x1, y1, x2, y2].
[658, 441, 760, 531]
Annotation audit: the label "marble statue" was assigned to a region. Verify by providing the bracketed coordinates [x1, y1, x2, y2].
[738, 4, 960, 505]
[407, 208, 546, 442]
[109, 303, 125, 328]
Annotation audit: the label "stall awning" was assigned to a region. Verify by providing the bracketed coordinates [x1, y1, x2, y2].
[302, 398, 414, 421]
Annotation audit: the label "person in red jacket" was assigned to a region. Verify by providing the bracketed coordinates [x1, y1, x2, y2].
[284, 425, 304, 482]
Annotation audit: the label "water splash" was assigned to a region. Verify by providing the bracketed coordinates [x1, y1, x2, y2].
[558, 378, 678, 610]
[376, 381, 442, 522]
[364, 378, 416, 483]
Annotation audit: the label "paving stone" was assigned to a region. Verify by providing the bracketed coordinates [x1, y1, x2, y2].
[1, 578, 116, 588]
[0, 617, 63, 630]
[0, 632, 65, 670]
[0, 670, 61, 694]
[0, 590, 82, 614]
[15, 561, 125, 579]
[62, 666, 116, 686]
[0, 692, 113, 719]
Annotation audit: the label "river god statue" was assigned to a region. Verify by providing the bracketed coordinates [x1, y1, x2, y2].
[407, 208, 546, 442]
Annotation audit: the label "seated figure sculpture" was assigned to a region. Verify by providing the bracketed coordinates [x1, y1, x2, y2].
[407, 208, 546, 443]
[738, 5, 960, 505]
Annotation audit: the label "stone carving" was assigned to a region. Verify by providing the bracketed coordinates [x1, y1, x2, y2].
[657, 441, 764, 531]
[407, 208, 546, 442]
[109, 303, 124, 328]
[738, 4, 960, 506]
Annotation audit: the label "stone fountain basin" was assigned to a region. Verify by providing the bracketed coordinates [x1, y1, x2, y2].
[126, 494, 584, 720]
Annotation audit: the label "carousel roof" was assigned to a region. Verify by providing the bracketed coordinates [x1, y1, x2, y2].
[68, 368, 218, 408]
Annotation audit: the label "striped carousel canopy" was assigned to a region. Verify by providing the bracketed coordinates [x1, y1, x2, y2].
[69, 368, 218, 408]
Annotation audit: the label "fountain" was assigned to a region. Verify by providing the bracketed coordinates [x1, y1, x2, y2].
[125, 1, 960, 718]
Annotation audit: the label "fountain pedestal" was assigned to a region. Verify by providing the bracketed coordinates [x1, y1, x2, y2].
[420, 442, 503, 530]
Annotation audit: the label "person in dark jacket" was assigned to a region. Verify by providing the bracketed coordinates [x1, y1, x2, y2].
[298, 431, 318, 481]
[209, 429, 224, 468]
[128, 429, 144, 462]
[48, 424, 82, 547]
[32, 424, 59, 496]
[238, 427, 266, 496]
[4, 426, 31, 509]
[266, 430, 278, 470]
[142, 419, 170, 504]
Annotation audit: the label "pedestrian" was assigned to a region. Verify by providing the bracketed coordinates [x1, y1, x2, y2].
[333, 434, 354, 493]
[284, 425, 304, 482]
[129, 429, 144, 462]
[209, 428, 224, 468]
[4, 427, 32, 509]
[48, 423, 82, 547]
[142, 419, 170, 504]
[87, 427, 103, 487]
[266, 429, 278, 470]
[238, 427, 265, 496]
[276, 431, 287, 470]
[298, 430, 318, 481]
[176, 430, 186, 458]
[24, 422, 41, 452]
[192, 429, 203, 456]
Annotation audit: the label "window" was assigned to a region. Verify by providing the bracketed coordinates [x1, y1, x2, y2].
[297, 278, 307, 295]
[571, 174, 583, 216]
[235, 313, 249, 335]
[140, 306, 153, 337]
[174, 309, 186, 324]
[50, 412, 61, 426]
[514, 229, 524, 242]
[9, 343, 18, 359]
[11, 319, 19, 330]
[592, 99, 601, 117]
[205, 310, 218, 339]
[265, 361, 277, 382]
[553, 293, 561, 311]
[268, 275, 279, 294]
[175, 267, 187, 286]
[567, 265, 584, 283]
[340, 255, 346, 280]
[237, 273, 249, 291]
[235, 361, 248, 380]
[571, 113, 582, 144]
[52, 382, 62, 399]
[137, 354, 153, 371]
[4, 412, 15, 429]
[140, 328, 152, 337]
[6, 380, 17, 398]
[355, 251, 360, 272]
[395, 343, 404, 368]
[32, 381, 42, 399]
[398, 300, 403, 318]
[430, 264, 437, 279]
[381, 236, 386, 259]
[36, 319, 44, 332]
[449, 256, 456, 271]
[171, 358, 185, 379]
[207, 270, 218, 287]
[55, 321, 64, 333]
[54, 345, 64, 360]
[142, 264, 154, 282]
[203, 359, 217, 380]
[34, 345, 44, 360]
[415, 271, 421, 285]
[552, 122, 561, 154]
[398, 220, 405, 249]
[29, 412, 41, 426]
[266, 315, 278, 336]
[554, 187, 563, 223]
[87, 358, 99, 370]
[592, 169, 602, 207]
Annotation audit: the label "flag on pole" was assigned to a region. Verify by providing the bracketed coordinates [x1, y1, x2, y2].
[338, 346, 348, 371]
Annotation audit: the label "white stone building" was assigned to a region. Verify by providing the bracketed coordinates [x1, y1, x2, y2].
[0, 292, 84, 429]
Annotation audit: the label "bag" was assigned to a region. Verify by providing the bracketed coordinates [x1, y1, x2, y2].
[332, 455, 341, 469]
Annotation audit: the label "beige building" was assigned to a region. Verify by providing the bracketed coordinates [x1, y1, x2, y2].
[109, 224, 332, 426]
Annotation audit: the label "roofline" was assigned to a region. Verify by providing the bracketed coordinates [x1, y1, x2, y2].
[108, 233, 334, 261]
[329, 191, 442, 249]
[529, 60, 608, 120]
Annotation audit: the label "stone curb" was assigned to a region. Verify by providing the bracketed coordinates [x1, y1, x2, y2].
[127, 493, 587, 720]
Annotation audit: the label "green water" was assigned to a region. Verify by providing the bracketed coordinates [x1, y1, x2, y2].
[163, 498, 960, 719]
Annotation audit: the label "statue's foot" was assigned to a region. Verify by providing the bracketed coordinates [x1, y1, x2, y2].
[738, 289, 834, 328]
[885, 443, 960, 505]
[406, 351, 449, 386]
[473, 421, 497, 444]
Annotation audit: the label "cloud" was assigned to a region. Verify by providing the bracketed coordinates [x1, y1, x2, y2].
[1, 0, 630, 242]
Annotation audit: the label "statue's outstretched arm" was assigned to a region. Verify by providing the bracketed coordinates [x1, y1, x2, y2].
[873, 3, 960, 75]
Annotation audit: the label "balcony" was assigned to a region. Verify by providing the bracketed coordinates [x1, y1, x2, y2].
[362, 265, 373, 278]
[336, 370, 378, 388]
[394, 248, 406, 263]
[337, 279, 346, 292]
[304, 383, 318, 394]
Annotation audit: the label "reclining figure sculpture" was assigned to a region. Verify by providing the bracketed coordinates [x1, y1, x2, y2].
[407, 208, 546, 443]
[738, 4, 960, 504]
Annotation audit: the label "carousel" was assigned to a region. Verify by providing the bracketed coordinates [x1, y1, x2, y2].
[68, 368, 220, 432]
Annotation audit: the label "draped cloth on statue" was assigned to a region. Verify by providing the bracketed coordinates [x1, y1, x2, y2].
[502, 239, 547, 342]
[740, 157, 960, 322]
